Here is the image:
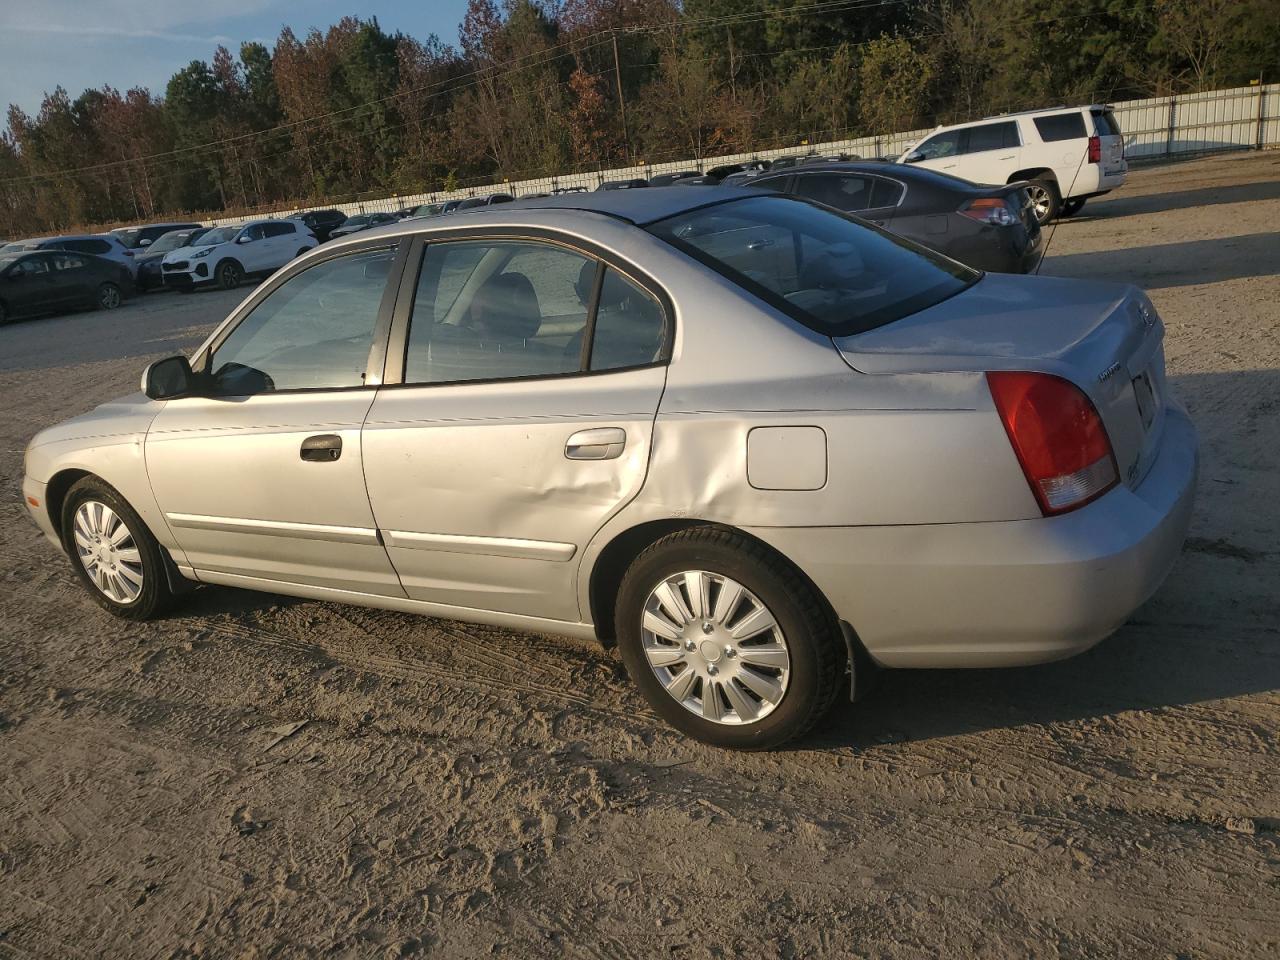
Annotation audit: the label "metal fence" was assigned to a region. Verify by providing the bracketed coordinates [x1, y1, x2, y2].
[210, 82, 1280, 227]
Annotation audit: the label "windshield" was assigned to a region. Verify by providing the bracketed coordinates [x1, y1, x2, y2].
[414, 204, 444, 216]
[150, 230, 199, 253]
[647, 196, 977, 336]
[196, 227, 237, 246]
[343, 215, 372, 227]
[112, 228, 146, 248]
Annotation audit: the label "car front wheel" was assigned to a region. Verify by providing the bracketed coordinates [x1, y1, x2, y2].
[217, 260, 243, 290]
[62, 476, 176, 620]
[615, 526, 846, 749]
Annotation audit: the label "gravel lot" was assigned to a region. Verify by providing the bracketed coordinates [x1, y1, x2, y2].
[2, 152, 1278, 959]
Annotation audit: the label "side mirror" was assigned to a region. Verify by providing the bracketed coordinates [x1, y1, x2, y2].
[139, 238, 152, 247]
[904, 151, 925, 163]
[236, 234, 253, 244]
[142, 356, 197, 400]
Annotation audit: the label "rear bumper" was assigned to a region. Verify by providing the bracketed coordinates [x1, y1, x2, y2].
[748, 403, 1198, 668]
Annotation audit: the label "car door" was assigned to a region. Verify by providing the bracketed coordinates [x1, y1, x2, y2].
[951, 121, 1021, 184]
[263, 222, 301, 267]
[4, 254, 65, 314]
[49, 252, 95, 303]
[361, 235, 670, 622]
[145, 242, 405, 596]
[907, 129, 964, 174]
[233, 223, 271, 273]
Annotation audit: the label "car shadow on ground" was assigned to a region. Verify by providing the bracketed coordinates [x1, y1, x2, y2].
[1041, 230, 1280, 288]
[1066, 173, 1280, 224]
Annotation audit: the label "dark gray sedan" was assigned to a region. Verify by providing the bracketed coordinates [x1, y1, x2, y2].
[736, 162, 1042, 273]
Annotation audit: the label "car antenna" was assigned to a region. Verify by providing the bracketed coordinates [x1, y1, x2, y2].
[1034, 146, 1090, 276]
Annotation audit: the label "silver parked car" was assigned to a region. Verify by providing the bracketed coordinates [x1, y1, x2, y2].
[21, 188, 1197, 748]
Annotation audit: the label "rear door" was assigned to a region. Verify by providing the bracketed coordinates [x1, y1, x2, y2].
[950, 121, 1021, 184]
[49, 252, 95, 303]
[361, 235, 670, 623]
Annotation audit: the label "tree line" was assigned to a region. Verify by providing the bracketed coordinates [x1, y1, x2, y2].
[1, 0, 1276, 236]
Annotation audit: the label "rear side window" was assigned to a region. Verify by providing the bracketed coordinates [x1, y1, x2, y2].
[52, 254, 86, 270]
[794, 174, 874, 212]
[264, 222, 295, 238]
[1034, 113, 1088, 142]
[965, 121, 1020, 153]
[649, 196, 976, 337]
[870, 177, 905, 207]
[589, 268, 665, 371]
[1091, 108, 1122, 136]
[65, 239, 110, 254]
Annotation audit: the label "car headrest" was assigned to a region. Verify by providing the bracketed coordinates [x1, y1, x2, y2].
[468, 271, 541, 341]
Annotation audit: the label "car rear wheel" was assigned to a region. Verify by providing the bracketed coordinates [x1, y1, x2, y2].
[62, 476, 176, 620]
[1025, 179, 1060, 225]
[615, 526, 845, 749]
[217, 260, 243, 290]
[96, 282, 122, 310]
[1059, 197, 1087, 217]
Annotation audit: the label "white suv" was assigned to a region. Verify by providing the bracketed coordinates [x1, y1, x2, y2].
[161, 219, 316, 291]
[898, 105, 1127, 223]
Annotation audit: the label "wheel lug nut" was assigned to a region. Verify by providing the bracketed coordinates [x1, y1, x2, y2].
[724, 647, 736, 658]
[707, 664, 718, 676]
[684, 639, 696, 652]
[701, 621, 714, 634]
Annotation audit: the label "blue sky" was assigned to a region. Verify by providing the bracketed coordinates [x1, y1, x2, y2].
[0, 0, 472, 118]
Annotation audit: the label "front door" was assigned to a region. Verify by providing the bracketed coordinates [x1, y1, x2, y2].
[146, 245, 404, 596]
[361, 237, 670, 623]
[7, 254, 69, 314]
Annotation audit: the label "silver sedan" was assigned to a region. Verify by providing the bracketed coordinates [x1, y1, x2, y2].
[21, 188, 1198, 748]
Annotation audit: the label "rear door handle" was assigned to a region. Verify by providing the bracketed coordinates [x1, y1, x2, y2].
[565, 427, 626, 460]
[300, 434, 342, 462]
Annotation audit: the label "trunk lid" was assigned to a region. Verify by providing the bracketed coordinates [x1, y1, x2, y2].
[834, 272, 1167, 489]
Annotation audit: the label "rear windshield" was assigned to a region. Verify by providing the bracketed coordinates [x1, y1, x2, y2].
[1091, 108, 1122, 136]
[1034, 112, 1087, 142]
[647, 196, 977, 337]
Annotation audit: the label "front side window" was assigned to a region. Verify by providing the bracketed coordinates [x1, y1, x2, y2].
[241, 224, 267, 242]
[589, 268, 666, 371]
[404, 240, 594, 384]
[13, 256, 50, 276]
[207, 249, 393, 394]
[649, 196, 976, 337]
[794, 174, 874, 212]
[914, 130, 961, 160]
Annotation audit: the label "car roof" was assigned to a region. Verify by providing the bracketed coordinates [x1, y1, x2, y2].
[510, 185, 747, 225]
[764, 160, 980, 189]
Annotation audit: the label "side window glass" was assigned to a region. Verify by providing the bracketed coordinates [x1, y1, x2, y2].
[916, 131, 960, 160]
[748, 176, 789, 192]
[264, 222, 293, 238]
[589, 268, 666, 371]
[1035, 113, 1087, 141]
[53, 254, 85, 270]
[795, 174, 873, 212]
[404, 241, 593, 384]
[870, 178, 905, 208]
[17, 257, 50, 276]
[966, 122, 1018, 153]
[208, 249, 393, 394]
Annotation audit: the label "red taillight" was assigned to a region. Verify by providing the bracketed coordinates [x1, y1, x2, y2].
[1087, 135, 1101, 163]
[987, 371, 1118, 516]
[123, 249, 134, 257]
[959, 197, 1018, 226]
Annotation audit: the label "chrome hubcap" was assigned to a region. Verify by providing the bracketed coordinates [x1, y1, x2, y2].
[1027, 185, 1051, 221]
[72, 501, 143, 604]
[641, 570, 790, 725]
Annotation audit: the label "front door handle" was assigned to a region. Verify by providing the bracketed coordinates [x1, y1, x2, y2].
[300, 434, 342, 462]
[565, 427, 626, 460]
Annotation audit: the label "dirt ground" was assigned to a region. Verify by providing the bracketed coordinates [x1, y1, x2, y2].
[1, 151, 1278, 959]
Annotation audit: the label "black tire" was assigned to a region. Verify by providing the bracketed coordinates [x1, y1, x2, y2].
[96, 282, 123, 310]
[1025, 178, 1061, 225]
[1059, 197, 1086, 217]
[0, 300, 8, 325]
[216, 260, 244, 290]
[61, 476, 177, 620]
[615, 526, 846, 749]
